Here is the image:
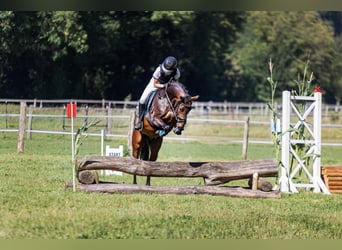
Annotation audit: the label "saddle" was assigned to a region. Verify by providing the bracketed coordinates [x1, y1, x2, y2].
[143, 90, 159, 129]
[142, 90, 171, 137]
[145, 90, 158, 114]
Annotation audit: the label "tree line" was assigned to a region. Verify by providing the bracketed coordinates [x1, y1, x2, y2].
[0, 11, 341, 104]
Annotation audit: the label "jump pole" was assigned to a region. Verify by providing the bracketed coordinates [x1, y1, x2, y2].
[280, 91, 290, 192]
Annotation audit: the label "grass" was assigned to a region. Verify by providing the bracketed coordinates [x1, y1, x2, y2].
[1, 106, 342, 239]
[1, 148, 341, 239]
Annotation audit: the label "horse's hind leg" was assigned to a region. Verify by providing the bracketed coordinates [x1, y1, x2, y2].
[146, 138, 163, 186]
[145, 176, 151, 186]
[149, 138, 163, 161]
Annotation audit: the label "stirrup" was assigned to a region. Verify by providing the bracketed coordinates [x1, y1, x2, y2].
[134, 122, 143, 130]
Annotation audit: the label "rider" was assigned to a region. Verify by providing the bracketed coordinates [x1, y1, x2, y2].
[134, 56, 181, 130]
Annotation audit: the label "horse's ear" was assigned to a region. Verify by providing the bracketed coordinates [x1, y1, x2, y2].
[190, 95, 199, 101]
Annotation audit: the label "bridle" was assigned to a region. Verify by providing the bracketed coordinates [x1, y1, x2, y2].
[164, 85, 188, 124]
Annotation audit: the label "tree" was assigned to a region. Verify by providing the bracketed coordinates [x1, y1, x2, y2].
[0, 11, 14, 94]
[320, 11, 342, 105]
[81, 11, 244, 101]
[232, 11, 336, 103]
[0, 11, 88, 98]
[0, 11, 243, 101]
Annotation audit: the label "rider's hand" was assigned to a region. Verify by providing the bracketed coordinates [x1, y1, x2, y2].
[163, 125, 171, 131]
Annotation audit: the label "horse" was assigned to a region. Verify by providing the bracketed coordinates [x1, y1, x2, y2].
[131, 81, 199, 185]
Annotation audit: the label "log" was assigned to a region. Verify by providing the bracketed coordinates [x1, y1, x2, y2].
[248, 176, 274, 192]
[76, 157, 278, 186]
[78, 170, 99, 185]
[251, 173, 258, 191]
[65, 182, 281, 199]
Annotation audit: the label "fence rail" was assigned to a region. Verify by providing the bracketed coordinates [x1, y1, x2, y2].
[1, 99, 342, 149]
[1, 98, 341, 117]
[1, 113, 342, 147]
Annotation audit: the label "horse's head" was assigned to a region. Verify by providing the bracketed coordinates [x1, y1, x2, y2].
[166, 82, 199, 135]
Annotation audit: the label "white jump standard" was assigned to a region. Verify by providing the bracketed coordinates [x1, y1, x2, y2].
[280, 90, 329, 194]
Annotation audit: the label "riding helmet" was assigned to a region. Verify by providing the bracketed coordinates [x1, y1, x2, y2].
[162, 56, 178, 70]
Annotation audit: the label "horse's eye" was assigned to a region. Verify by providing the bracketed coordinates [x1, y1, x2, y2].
[180, 107, 185, 112]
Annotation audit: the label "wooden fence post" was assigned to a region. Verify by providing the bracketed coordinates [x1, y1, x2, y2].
[17, 101, 27, 153]
[27, 105, 34, 140]
[242, 116, 250, 160]
[106, 102, 112, 138]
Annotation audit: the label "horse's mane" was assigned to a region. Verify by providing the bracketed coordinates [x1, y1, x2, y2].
[169, 81, 189, 95]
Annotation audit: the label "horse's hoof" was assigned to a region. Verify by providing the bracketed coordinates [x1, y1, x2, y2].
[173, 127, 182, 135]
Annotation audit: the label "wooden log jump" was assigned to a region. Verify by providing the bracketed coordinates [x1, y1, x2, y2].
[71, 157, 280, 198]
[66, 182, 281, 199]
[76, 157, 278, 186]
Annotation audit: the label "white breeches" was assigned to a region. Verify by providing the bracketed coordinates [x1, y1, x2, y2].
[139, 78, 157, 104]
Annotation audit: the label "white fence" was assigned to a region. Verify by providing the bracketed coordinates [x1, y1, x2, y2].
[1, 98, 342, 117]
[1, 99, 342, 147]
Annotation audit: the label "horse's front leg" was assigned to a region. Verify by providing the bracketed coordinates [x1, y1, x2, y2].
[154, 121, 172, 138]
[146, 137, 163, 186]
[153, 116, 172, 132]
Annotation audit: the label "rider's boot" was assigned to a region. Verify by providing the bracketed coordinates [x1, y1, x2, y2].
[134, 103, 146, 130]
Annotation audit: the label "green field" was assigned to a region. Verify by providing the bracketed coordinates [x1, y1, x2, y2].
[1, 127, 342, 239]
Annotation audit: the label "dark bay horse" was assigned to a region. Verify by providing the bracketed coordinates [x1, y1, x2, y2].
[131, 81, 199, 185]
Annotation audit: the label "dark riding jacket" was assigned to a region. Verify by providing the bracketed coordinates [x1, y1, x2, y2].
[157, 65, 178, 84]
